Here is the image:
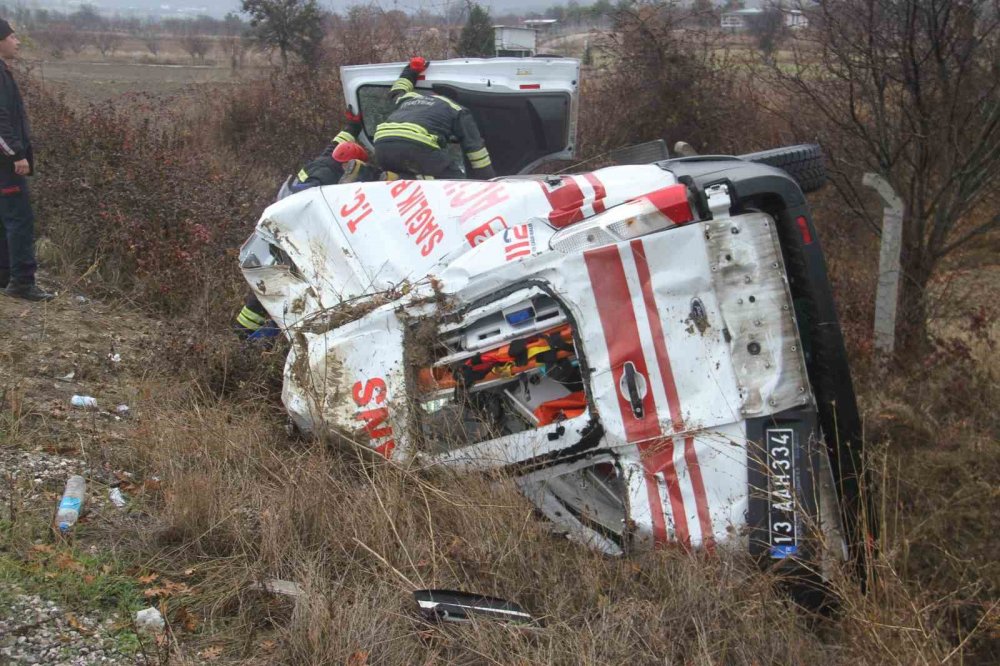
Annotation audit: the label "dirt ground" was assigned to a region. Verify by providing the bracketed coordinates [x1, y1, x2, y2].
[0, 289, 170, 664]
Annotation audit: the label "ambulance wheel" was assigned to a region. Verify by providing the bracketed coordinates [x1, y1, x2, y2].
[739, 144, 827, 194]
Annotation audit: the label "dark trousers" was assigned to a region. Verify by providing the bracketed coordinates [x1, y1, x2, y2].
[0, 173, 36, 286]
[374, 139, 464, 179]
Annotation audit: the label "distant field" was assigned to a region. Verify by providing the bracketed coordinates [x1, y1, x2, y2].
[28, 59, 260, 103]
[20, 38, 270, 104]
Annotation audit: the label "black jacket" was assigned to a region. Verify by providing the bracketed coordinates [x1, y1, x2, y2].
[373, 65, 495, 179]
[0, 59, 31, 175]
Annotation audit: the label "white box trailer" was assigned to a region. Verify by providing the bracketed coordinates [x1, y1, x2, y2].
[494, 26, 536, 57]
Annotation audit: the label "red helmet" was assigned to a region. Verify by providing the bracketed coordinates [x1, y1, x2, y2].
[332, 141, 369, 164]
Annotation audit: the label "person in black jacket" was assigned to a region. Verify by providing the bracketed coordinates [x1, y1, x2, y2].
[0, 19, 51, 301]
[373, 57, 495, 180]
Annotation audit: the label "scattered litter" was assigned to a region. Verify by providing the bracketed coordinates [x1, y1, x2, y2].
[70, 395, 98, 408]
[107, 353, 122, 364]
[413, 589, 534, 624]
[134, 607, 164, 632]
[55, 475, 87, 533]
[115, 404, 130, 415]
[252, 579, 306, 597]
[57, 370, 76, 382]
[73, 295, 88, 304]
[108, 486, 127, 508]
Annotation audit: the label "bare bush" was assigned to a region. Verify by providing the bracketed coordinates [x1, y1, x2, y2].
[578, 2, 771, 160]
[326, 6, 450, 65]
[22, 79, 272, 316]
[30, 29, 66, 59]
[179, 32, 211, 61]
[139, 31, 161, 56]
[92, 31, 124, 57]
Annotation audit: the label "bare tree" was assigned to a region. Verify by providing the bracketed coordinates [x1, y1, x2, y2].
[92, 31, 124, 57]
[31, 30, 66, 59]
[746, 7, 786, 61]
[140, 30, 162, 56]
[583, 3, 759, 156]
[180, 32, 212, 61]
[327, 6, 416, 65]
[766, 0, 1000, 354]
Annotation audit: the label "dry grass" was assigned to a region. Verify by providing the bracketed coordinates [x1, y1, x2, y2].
[78, 365, 994, 664]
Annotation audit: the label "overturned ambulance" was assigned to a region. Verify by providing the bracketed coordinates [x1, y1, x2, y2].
[240, 59, 866, 597]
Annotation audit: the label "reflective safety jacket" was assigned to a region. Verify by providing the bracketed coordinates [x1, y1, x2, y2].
[373, 66, 495, 179]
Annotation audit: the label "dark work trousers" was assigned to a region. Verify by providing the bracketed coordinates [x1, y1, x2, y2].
[0, 173, 36, 286]
[373, 139, 465, 179]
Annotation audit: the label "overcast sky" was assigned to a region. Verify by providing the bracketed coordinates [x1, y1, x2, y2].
[67, 0, 571, 20]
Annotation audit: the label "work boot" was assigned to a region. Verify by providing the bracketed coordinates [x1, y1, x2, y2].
[4, 282, 55, 302]
[0, 272, 8, 289]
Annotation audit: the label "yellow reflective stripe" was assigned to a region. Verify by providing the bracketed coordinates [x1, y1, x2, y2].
[399, 92, 424, 101]
[390, 77, 414, 94]
[333, 130, 355, 143]
[433, 94, 463, 111]
[466, 147, 489, 161]
[415, 174, 435, 180]
[297, 169, 309, 183]
[374, 122, 439, 148]
[468, 154, 492, 169]
[240, 306, 266, 325]
[378, 121, 434, 135]
[236, 308, 265, 330]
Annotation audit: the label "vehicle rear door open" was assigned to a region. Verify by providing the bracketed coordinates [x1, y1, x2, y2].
[340, 58, 580, 176]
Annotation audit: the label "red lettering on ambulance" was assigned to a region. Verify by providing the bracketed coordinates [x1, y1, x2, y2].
[503, 225, 534, 262]
[398, 188, 427, 216]
[421, 229, 444, 256]
[390, 180, 413, 197]
[342, 189, 374, 234]
[352, 378, 387, 406]
[446, 182, 510, 223]
[356, 407, 393, 439]
[407, 208, 434, 235]
[340, 190, 366, 217]
[464, 215, 507, 247]
[351, 377, 395, 458]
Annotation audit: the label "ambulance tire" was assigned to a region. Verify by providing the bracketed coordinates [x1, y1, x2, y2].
[739, 144, 827, 194]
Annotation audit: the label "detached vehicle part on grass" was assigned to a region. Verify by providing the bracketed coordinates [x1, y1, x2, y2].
[239, 59, 865, 603]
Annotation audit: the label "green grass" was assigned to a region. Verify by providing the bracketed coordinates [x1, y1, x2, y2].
[0, 547, 145, 613]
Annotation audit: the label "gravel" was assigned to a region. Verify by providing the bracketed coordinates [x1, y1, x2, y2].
[0, 592, 143, 665]
[0, 449, 143, 665]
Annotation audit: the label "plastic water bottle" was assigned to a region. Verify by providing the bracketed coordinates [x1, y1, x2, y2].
[70, 395, 98, 409]
[55, 475, 86, 533]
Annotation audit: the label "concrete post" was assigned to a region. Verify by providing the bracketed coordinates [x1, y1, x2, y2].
[862, 173, 905, 356]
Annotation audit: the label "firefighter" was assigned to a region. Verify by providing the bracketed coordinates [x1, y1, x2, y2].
[237, 113, 376, 339]
[280, 110, 370, 197]
[373, 57, 495, 180]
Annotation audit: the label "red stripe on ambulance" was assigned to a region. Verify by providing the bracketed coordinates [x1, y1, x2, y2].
[538, 176, 585, 228]
[582, 172, 607, 213]
[585, 245, 672, 545]
[631, 239, 714, 551]
[584, 245, 661, 442]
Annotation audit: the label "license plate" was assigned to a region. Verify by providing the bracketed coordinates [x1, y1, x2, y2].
[766, 428, 798, 558]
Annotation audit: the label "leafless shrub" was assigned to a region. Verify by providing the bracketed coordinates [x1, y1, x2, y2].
[577, 2, 772, 162]
[139, 31, 161, 56]
[92, 31, 124, 57]
[179, 32, 212, 61]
